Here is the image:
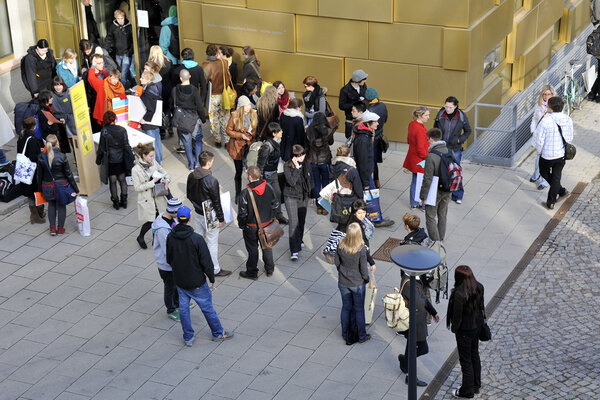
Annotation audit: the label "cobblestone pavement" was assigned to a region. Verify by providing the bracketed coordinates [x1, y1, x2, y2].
[434, 181, 600, 400]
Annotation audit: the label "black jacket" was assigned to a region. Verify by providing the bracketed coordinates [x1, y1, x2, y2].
[229, 61, 238, 88]
[447, 283, 485, 333]
[279, 111, 305, 161]
[331, 157, 363, 200]
[171, 84, 206, 123]
[37, 150, 79, 194]
[140, 82, 161, 130]
[403, 227, 428, 245]
[337, 214, 375, 266]
[159, 58, 173, 102]
[96, 124, 130, 165]
[237, 179, 278, 228]
[401, 279, 438, 341]
[352, 123, 374, 188]
[283, 161, 313, 200]
[166, 223, 215, 288]
[186, 167, 224, 221]
[23, 46, 56, 97]
[37, 105, 60, 139]
[434, 108, 472, 152]
[305, 122, 334, 165]
[339, 80, 367, 121]
[171, 63, 208, 105]
[16, 132, 42, 198]
[256, 139, 280, 174]
[368, 101, 388, 163]
[105, 19, 134, 57]
[257, 105, 280, 141]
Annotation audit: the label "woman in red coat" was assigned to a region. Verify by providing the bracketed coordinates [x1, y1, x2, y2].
[403, 106, 430, 209]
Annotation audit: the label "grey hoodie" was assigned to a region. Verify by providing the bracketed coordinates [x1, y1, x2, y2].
[152, 212, 176, 271]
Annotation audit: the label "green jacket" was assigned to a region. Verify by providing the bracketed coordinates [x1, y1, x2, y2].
[420, 141, 448, 201]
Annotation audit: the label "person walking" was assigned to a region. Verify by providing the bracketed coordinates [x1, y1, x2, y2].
[219, 46, 237, 87]
[139, 70, 164, 164]
[529, 85, 556, 190]
[172, 69, 207, 170]
[533, 96, 573, 209]
[339, 69, 368, 139]
[420, 128, 451, 242]
[256, 122, 288, 224]
[283, 145, 313, 261]
[96, 111, 132, 210]
[226, 96, 258, 203]
[166, 206, 234, 346]
[17, 117, 45, 224]
[365, 88, 388, 188]
[152, 197, 183, 321]
[104, 9, 135, 88]
[187, 150, 232, 278]
[131, 143, 170, 249]
[37, 134, 79, 235]
[335, 222, 373, 345]
[237, 166, 279, 279]
[403, 106, 431, 209]
[447, 265, 485, 398]
[433, 96, 471, 204]
[22, 39, 57, 98]
[202, 44, 232, 147]
[305, 112, 333, 214]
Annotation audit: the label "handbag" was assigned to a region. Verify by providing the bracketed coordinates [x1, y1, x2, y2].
[383, 280, 410, 333]
[14, 136, 37, 185]
[248, 189, 284, 249]
[172, 90, 199, 133]
[41, 155, 76, 206]
[99, 129, 109, 185]
[376, 132, 390, 153]
[479, 307, 492, 342]
[221, 60, 237, 110]
[556, 123, 576, 160]
[364, 188, 383, 223]
[249, 63, 272, 95]
[325, 102, 340, 133]
[153, 182, 169, 197]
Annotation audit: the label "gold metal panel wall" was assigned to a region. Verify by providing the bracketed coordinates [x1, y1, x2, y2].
[50, 0, 76, 25]
[481, 0, 513, 52]
[182, 39, 207, 60]
[511, 8, 539, 60]
[469, 0, 496, 25]
[318, 0, 393, 23]
[296, 16, 368, 59]
[572, 0, 590, 40]
[536, 0, 564, 39]
[369, 23, 443, 67]
[520, 28, 552, 89]
[33, 0, 46, 20]
[180, 1, 203, 41]
[443, 28, 471, 71]
[418, 66, 467, 106]
[344, 59, 419, 104]
[203, 0, 246, 7]
[258, 50, 344, 94]
[382, 102, 424, 143]
[467, 24, 485, 104]
[393, 0, 469, 28]
[247, 0, 317, 15]
[202, 5, 295, 52]
[52, 23, 77, 58]
[34, 20, 49, 42]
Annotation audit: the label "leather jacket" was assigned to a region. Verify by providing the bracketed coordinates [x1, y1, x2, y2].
[37, 150, 79, 193]
[256, 138, 281, 174]
[186, 167, 224, 222]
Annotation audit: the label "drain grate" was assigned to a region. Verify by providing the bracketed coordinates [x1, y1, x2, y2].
[371, 237, 404, 262]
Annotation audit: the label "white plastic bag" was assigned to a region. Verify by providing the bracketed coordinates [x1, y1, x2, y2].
[75, 196, 91, 236]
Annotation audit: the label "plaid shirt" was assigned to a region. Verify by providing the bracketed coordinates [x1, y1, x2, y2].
[534, 112, 574, 160]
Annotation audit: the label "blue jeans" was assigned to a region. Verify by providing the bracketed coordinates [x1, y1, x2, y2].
[177, 284, 224, 341]
[311, 163, 330, 199]
[531, 154, 549, 187]
[451, 149, 464, 201]
[338, 282, 367, 341]
[145, 128, 163, 164]
[0, 149, 7, 164]
[179, 121, 203, 170]
[116, 54, 135, 88]
[410, 173, 420, 207]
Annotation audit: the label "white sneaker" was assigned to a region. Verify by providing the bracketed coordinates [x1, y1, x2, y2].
[290, 253, 299, 261]
[455, 199, 462, 204]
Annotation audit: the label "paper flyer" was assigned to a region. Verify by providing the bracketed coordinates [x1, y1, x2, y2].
[414, 173, 438, 206]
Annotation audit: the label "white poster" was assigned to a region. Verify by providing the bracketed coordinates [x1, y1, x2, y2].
[136, 10, 149, 28]
[127, 95, 162, 127]
[414, 173, 438, 206]
[0, 104, 15, 147]
[220, 191, 234, 224]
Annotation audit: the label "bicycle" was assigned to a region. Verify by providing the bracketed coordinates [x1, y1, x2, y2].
[562, 59, 585, 116]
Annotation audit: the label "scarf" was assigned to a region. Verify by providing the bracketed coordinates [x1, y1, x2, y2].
[103, 79, 125, 111]
[139, 159, 152, 170]
[303, 84, 322, 112]
[206, 56, 217, 62]
[278, 91, 289, 109]
[283, 107, 305, 120]
[65, 61, 78, 78]
[225, 56, 232, 67]
[243, 55, 257, 66]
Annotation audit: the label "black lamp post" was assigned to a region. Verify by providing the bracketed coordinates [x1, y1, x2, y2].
[390, 244, 441, 400]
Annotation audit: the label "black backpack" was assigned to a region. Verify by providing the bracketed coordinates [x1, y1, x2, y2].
[14, 100, 42, 138]
[587, 27, 600, 57]
[168, 25, 180, 58]
[20, 56, 30, 92]
[0, 162, 22, 203]
[430, 149, 463, 192]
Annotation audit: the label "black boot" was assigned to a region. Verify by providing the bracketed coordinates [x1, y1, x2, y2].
[120, 194, 127, 209]
[36, 205, 46, 219]
[111, 197, 120, 210]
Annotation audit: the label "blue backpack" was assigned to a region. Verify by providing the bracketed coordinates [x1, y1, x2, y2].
[14, 100, 43, 139]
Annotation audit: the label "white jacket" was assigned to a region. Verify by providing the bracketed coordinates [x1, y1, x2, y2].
[534, 112, 573, 160]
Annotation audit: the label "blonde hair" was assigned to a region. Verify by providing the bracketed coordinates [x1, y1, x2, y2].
[148, 45, 165, 70]
[231, 107, 258, 133]
[537, 84, 556, 106]
[144, 60, 160, 74]
[141, 70, 154, 82]
[45, 134, 59, 165]
[402, 213, 421, 231]
[62, 48, 77, 60]
[114, 9, 125, 18]
[336, 144, 350, 157]
[338, 223, 365, 255]
[256, 85, 278, 121]
[412, 106, 429, 120]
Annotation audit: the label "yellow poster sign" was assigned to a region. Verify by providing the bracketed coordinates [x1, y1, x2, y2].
[80, 124, 93, 155]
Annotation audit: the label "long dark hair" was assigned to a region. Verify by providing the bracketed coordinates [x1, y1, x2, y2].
[447, 265, 483, 328]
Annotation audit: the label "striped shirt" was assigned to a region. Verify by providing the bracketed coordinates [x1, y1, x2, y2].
[534, 112, 574, 160]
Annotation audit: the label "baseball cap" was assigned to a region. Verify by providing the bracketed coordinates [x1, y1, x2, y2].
[177, 205, 191, 222]
[361, 110, 380, 123]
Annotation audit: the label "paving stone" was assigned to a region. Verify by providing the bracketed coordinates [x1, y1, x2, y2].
[206, 371, 254, 399]
[9, 356, 60, 384]
[0, 340, 46, 366]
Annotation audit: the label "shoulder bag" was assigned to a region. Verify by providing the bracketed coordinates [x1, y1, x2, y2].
[556, 123, 576, 160]
[172, 89, 199, 133]
[479, 307, 492, 342]
[99, 129, 109, 185]
[382, 279, 410, 333]
[221, 60, 237, 110]
[14, 136, 37, 185]
[325, 101, 340, 134]
[248, 188, 283, 249]
[41, 155, 76, 205]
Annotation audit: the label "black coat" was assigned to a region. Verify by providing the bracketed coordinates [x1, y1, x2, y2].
[305, 123, 334, 165]
[96, 124, 130, 165]
[140, 82, 161, 130]
[279, 111, 305, 161]
[283, 161, 313, 200]
[186, 168, 224, 221]
[37, 105, 60, 140]
[159, 58, 173, 103]
[368, 101, 388, 163]
[433, 108, 472, 152]
[257, 105, 280, 141]
[401, 278, 438, 341]
[229, 61, 238, 88]
[105, 19, 134, 57]
[23, 46, 56, 97]
[237, 179, 278, 229]
[166, 224, 215, 289]
[339, 80, 367, 121]
[171, 63, 208, 106]
[448, 283, 485, 333]
[331, 157, 363, 200]
[16, 132, 43, 198]
[256, 138, 281, 174]
[171, 84, 206, 123]
[37, 150, 79, 195]
[352, 123, 374, 188]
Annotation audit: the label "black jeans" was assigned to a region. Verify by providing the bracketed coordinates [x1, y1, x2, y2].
[400, 340, 429, 374]
[344, 121, 353, 139]
[243, 226, 274, 275]
[158, 269, 178, 314]
[539, 156, 567, 205]
[234, 159, 244, 200]
[456, 328, 481, 397]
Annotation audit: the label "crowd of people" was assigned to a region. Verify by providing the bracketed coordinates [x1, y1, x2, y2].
[5, 3, 577, 395]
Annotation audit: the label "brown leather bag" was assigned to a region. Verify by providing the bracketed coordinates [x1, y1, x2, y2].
[248, 189, 284, 249]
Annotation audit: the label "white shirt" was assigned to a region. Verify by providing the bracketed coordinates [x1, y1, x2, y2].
[534, 112, 574, 160]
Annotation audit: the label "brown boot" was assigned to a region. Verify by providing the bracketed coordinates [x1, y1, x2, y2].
[374, 180, 381, 188]
[37, 205, 46, 219]
[29, 205, 45, 224]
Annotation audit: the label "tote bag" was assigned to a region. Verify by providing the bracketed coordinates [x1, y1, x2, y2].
[14, 136, 37, 185]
